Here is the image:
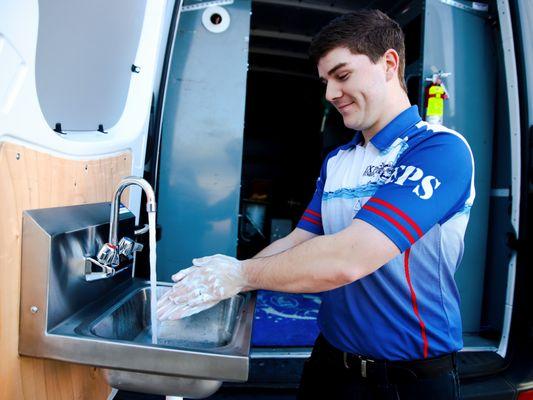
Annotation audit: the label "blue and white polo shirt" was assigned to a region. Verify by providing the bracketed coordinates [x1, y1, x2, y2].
[297, 105, 475, 361]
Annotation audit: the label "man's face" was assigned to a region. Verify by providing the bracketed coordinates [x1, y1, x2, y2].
[317, 47, 388, 132]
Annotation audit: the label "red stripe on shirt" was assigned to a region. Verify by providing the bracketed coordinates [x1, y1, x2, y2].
[305, 209, 322, 219]
[404, 248, 429, 358]
[362, 204, 416, 244]
[368, 198, 423, 238]
[301, 215, 321, 226]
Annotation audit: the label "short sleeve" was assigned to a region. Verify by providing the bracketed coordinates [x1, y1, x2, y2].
[297, 160, 326, 235]
[354, 132, 474, 252]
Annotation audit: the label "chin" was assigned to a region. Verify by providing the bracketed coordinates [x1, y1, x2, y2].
[342, 117, 363, 131]
[340, 110, 365, 130]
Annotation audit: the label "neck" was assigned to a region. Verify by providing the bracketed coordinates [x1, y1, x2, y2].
[361, 89, 411, 145]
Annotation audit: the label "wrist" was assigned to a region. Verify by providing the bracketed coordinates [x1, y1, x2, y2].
[240, 259, 258, 292]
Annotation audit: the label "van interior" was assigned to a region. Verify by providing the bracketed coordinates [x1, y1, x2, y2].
[3, 0, 527, 397]
[135, 0, 513, 386]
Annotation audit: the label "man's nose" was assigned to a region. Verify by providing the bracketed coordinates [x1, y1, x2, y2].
[325, 81, 342, 102]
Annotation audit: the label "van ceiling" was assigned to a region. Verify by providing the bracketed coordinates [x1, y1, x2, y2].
[250, 0, 419, 77]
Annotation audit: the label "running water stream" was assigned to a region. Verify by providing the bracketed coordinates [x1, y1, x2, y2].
[148, 211, 158, 344]
[149, 212, 184, 400]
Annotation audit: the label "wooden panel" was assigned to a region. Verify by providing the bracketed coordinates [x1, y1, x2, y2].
[0, 142, 132, 400]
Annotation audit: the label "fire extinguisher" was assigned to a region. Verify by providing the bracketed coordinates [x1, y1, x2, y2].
[424, 71, 451, 125]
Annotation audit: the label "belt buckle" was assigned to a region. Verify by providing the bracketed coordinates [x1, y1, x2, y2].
[343, 352, 350, 369]
[343, 353, 375, 378]
[359, 356, 375, 378]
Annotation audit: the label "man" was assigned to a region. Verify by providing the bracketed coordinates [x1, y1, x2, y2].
[158, 9, 473, 399]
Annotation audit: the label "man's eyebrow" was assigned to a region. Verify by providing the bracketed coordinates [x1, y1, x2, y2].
[318, 62, 349, 82]
[327, 62, 348, 76]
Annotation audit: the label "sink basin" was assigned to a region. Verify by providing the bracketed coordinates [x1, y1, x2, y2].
[19, 204, 255, 399]
[90, 286, 243, 350]
[66, 282, 252, 397]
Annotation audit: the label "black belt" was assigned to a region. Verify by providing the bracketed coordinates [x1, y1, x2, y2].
[314, 334, 457, 382]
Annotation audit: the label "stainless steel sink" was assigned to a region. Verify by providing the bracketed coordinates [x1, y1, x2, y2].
[19, 203, 255, 398]
[63, 281, 253, 397]
[80, 285, 249, 397]
[89, 286, 243, 350]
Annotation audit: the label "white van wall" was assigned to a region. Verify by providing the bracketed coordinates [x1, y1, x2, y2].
[0, 0, 169, 163]
[0, 0, 174, 214]
[0, 1, 177, 398]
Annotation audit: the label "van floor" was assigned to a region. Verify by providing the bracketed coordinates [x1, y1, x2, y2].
[115, 372, 518, 400]
[114, 389, 297, 400]
[252, 291, 321, 347]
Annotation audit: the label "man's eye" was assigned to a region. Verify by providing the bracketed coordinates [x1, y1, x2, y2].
[338, 73, 349, 81]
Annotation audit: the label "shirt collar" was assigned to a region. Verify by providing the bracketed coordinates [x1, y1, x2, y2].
[349, 105, 422, 150]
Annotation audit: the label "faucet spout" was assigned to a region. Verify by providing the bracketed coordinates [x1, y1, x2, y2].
[86, 176, 156, 281]
[109, 176, 157, 246]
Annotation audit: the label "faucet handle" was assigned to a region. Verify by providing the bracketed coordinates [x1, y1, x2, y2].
[97, 243, 120, 267]
[134, 224, 150, 236]
[118, 237, 144, 260]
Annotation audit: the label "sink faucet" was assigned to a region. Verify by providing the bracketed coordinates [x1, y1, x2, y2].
[85, 176, 157, 281]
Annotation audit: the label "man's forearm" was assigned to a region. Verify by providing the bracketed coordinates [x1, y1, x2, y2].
[159, 220, 400, 320]
[253, 228, 317, 258]
[252, 236, 293, 258]
[242, 220, 400, 293]
[244, 233, 356, 293]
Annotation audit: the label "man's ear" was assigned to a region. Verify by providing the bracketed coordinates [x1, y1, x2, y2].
[384, 49, 400, 81]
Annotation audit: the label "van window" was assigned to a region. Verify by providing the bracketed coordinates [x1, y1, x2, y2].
[35, 0, 146, 132]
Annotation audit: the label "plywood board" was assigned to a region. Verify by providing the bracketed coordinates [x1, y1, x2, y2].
[0, 141, 131, 400]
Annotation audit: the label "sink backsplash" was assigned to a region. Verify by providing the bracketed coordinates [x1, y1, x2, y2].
[22, 203, 135, 331]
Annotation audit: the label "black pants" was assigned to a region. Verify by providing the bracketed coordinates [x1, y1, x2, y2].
[297, 335, 461, 400]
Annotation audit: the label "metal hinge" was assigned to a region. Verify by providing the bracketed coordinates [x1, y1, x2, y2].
[507, 231, 526, 251]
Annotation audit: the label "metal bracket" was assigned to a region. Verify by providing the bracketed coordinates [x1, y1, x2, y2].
[182, 0, 233, 12]
[54, 123, 65, 134]
[440, 0, 489, 16]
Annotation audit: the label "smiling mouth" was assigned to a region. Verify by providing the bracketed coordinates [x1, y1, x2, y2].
[338, 102, 354, 110]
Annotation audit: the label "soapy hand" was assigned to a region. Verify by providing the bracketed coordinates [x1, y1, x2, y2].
[157, 254, 248, 320]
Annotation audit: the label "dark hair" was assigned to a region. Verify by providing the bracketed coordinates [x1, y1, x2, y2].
[309, 10, 407, 92]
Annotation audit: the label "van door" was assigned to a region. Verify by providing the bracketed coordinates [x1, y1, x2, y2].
[153, 0, 252, 281]
[421, 0, 523, 371]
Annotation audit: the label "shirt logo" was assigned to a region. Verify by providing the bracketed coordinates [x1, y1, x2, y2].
[392, 165, 441, 200]
[363, 162, 396, 182]
[364, 161, 441, 200]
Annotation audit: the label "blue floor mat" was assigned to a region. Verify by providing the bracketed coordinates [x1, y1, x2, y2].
[251, 290, 321, 347]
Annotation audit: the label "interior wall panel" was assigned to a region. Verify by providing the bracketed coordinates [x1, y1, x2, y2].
[157, 0, 251, 281]
[422, 0, 496, 333]
[0, 141, 131, 400]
